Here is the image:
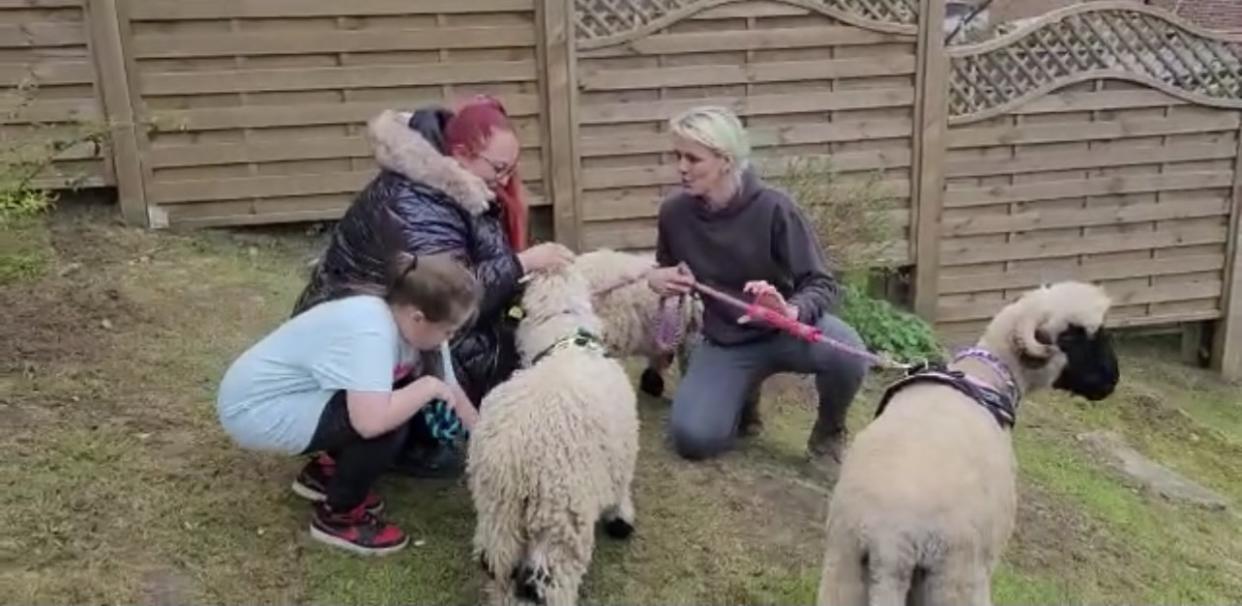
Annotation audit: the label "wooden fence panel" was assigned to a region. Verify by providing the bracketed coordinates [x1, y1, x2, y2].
[570, 0, 919, 258]
[0, 0, 110, 189]
[125, 0, 546, 227]
[937, 2, 1242, 375]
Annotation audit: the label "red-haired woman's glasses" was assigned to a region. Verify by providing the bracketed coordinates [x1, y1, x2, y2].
[480, 154, 515, 181]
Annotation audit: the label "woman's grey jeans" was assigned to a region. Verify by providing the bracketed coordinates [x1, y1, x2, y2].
[669, 313, 869, 460]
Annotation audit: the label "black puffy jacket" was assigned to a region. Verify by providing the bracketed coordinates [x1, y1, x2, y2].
[292, 106, 524, 404]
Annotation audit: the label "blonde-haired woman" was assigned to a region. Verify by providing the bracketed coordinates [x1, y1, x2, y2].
[647, 105, 869, 474]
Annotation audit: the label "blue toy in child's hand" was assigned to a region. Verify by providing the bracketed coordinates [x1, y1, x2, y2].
[424, 340, 468, 442]
[426, 398, 463, 441]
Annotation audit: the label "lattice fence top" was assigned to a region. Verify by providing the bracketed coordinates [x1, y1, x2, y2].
[574, 0, 918, 46]
[947, 3, 1242, 122]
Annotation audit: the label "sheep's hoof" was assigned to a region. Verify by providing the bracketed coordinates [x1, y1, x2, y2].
[639, 368, 665, 398]
[604, 518, 635, 539]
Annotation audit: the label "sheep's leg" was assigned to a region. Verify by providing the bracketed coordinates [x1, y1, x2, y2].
[918, 551, 992, 606]
[544, 562, 587, 606]
[472, 478, 526, 605]
[639, 353, 672, 398]
[601, 490, 636, 539]
[815, 529, 867, 606]
[533, 532, 592, 606]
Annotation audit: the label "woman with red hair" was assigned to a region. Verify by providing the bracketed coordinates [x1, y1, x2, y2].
[291, 95, 574, 480]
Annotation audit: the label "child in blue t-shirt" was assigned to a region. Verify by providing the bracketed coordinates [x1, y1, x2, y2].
[216, 252, 480, 556]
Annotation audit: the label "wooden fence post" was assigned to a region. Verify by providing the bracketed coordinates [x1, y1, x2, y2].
[538, 0, 582, 250]
[910, 0, 949, 320]
[1211, 119, 1242, 381]
[86, 0, 148, 227]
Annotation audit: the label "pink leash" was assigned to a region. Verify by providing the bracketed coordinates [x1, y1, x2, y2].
[689, 281, 911, 371]
[588, 267, 911, 369]
[590, 266, 686, 353]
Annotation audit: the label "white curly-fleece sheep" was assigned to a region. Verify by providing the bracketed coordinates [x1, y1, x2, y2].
[571, 248, 702, 398]
[816, 280, 1120, 606]
[467, 264, 640, 606]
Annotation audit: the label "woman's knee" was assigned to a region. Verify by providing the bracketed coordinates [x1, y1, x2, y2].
[670, 420, 732, 461]
[816, 313, 865, 347]
[814, 314, 871, 377]
[668, 386, 737, 460]
[667, 341, 757, 460]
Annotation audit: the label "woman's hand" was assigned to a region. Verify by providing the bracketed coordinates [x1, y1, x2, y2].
[518, 242, 575, 274]
[648, 264, 696, 296]
[737, 280, 798, 324]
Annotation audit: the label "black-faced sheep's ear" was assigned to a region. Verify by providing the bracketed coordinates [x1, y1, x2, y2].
[1018, 326, 1057, 368]
[1013, 309, 1055, 367]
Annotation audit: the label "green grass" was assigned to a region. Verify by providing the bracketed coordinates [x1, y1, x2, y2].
[2, 202, 1240, 605]
[0, 215, 53, 284]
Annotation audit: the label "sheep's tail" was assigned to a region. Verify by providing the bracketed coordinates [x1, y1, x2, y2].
[863, 541, 916, 606]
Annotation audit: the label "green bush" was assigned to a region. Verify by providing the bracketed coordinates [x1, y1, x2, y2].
[774, 155, 896, 282]
[0, 187, 54, 224]
[774, 155, 945, 364]
[1, 78, 108, 225]
[838, 281, 945, 365]
[0, 79, 109, 284]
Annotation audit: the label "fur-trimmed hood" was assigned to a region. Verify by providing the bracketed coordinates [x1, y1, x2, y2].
[365, 109, 493, 216]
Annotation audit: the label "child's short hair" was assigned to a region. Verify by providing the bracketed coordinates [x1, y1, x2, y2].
[387, 252, 479, 328]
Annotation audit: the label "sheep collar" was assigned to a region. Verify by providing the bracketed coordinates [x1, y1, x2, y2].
[531, 328, 607, 365]
[955, 347, 1023, 404]
[874, 348, 1022, 429]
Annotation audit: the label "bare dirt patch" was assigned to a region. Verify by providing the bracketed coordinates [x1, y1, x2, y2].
[1, 205, 159, 377]
[1, 279, 143, 371]
[729, 465, 830, 556]
[139, 567, 193, 606]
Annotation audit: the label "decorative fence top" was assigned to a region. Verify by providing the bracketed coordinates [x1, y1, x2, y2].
[574, 0, 918, 48]
[947, 1, 1242, 123]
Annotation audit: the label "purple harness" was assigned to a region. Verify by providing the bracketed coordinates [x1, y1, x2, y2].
[874, 347, 1022, 429]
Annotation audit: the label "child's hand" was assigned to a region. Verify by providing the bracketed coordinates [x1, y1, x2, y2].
[446, 383, 479, 430]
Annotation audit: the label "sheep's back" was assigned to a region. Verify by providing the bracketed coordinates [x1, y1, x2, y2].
[573, 250, 665, 357]
[468, 351, 639, 517]
[828, 384, 1017, 561]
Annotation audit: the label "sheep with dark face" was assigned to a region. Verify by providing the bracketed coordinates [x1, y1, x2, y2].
[815, 281, 1120, 606]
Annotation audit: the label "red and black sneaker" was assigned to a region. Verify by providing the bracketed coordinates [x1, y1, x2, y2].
[309, 501, 408, 556]
[291, 454, 384, 515]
